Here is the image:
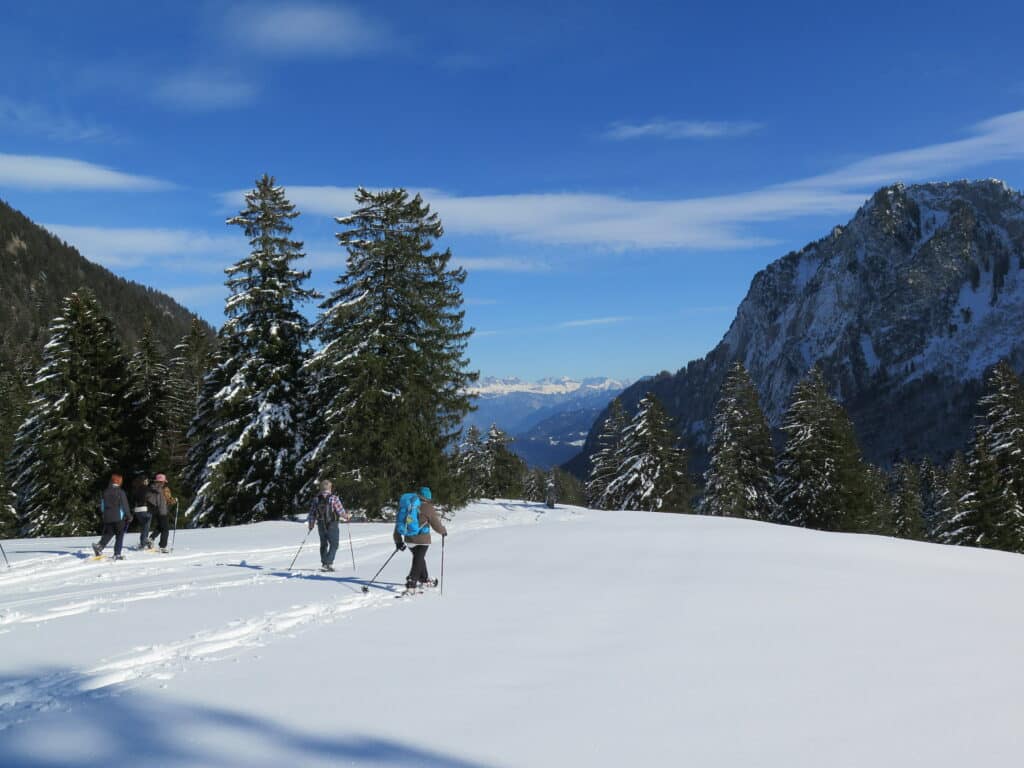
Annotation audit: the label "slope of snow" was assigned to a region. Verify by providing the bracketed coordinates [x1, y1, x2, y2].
[1, 501, 1022, 767]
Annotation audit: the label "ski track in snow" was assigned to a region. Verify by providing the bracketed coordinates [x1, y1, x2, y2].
[0, 592, 384, 728]
[0, 503, 561, 730]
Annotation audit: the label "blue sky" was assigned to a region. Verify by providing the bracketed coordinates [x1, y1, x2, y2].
[3, 1, 1024, 382]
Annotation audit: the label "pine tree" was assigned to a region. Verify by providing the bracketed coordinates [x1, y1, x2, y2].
[586, 398, 627, 509]
[890, 461, 925, 540]
[918, 459, 941, 536]
[702, 362, 775, 519]
[775, 368, 871, 532]
[976, 361, 1024, 502]
[124, 319, 171, 476]
[932, 453, 969, 543]
[523, 467, 544, 503]
[0, 361, 30, 537]
[607, 393, 692, 512]
[165, 319, 214, 493]
[950, 432, 1024, 552]
[453, 425, 487, 501]
[188, 175, 316, 525]
[551, 468, 586, 506]
[303, 188, 477, 516]
[482, 424, 525, 499]
[9, 290, 130, 535]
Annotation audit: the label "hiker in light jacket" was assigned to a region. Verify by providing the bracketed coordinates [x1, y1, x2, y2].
[93, 473, 131, 560]
[307, 480, 350, 572]
[393, 487, 447, 590]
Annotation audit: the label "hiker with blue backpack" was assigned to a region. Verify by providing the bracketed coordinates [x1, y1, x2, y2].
[393, 487, 447, 593]
[308, 480, 351, 572]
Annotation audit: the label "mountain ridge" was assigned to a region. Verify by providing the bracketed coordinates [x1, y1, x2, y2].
[570, 179, 1024, 477]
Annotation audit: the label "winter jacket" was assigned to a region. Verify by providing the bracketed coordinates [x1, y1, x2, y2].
[131, 483, 149, 512]
[146, 484, 169, 516]
[307, 493, 348, 527]
[394, 498, 447, 547]
[100, 484, 132, 524]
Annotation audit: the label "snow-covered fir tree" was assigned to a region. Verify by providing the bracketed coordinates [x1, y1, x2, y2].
[124, 319, 171, 476]
[775, 367, 871, 532]
[523, 467, 545, 503]
[302, 188, 476, 516]
[187, 175, 317, 525]
[586, 398, 627, 509]
[453, 425, 488, 501]
[482, 424, 525, 499]
[948, 432, 1024, 552]
[975, 361, 1024, 519]
[164, 319, 214, 491]
[9, 290, 130, 535]
[702, 362, 775, 519]
[931, 453, 969, 543]
[941, 364, 1024, 552]
[606, 393, 692, 512]
[890, 461, 925, 540]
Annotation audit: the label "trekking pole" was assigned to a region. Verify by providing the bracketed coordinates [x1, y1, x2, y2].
[361, 547, 400, 593]
[170, 501, 180, 552]
[288, 526, 313, 571]
[0, 541, 10, 569]
[346, 519, 356, 571]
[440, 534, 445, 596]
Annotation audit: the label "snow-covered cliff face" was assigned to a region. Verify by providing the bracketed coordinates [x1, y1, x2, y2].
[574, 180, 1024, 474]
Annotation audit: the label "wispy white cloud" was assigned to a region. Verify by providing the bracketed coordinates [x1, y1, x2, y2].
[225, 2, 391, 57]
[0, 98, 108, 142]
[559, 316, 629, 329]
[217, 110, 1024, 251]
[455, 257, 550, 272]
[43, 224, 236, 270]
[605, 119, 762, 141]
[790, 110, 1024, 191]
[0, 154, 170, 191]
[154, 71, 258, 111]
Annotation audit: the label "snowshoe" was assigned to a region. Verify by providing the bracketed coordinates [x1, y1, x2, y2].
[419, 578, 439, 588]
[91, 542, 102, 557]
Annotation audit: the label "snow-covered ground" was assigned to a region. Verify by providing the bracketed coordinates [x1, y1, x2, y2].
[1, 501, 1022, 767]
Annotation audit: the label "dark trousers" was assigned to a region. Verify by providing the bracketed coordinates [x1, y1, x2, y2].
[318, 521, 340, 566]
[407, 545, 430, 586]
[98, 521, 126, 556]
[134, 511, 152, 548]
[152, 514, 170, 549]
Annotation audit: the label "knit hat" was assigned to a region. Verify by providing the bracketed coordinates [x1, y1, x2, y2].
[418, 487, 432, 500]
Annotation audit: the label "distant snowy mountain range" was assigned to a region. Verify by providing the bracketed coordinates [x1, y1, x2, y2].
[465, 377, 629, 468]
[572, 179, 1024, 476]
[469, 376, 626, 397]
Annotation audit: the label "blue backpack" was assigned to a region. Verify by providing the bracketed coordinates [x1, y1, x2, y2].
[396, 493, 429, 536]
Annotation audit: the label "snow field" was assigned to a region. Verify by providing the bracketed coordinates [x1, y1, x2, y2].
[1, 501, 1022, 767]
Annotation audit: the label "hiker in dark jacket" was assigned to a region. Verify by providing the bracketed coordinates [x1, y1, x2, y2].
[146, 473, 171, 552]
[93, 474, 131, 559]
[393, 487, 447, 590]
[307, 480, 350, 572]
[130, 476, 152, 550]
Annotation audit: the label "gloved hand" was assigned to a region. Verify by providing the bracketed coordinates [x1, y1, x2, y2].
[396, 542, 406, 551]
[308, 523, 314, 532]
